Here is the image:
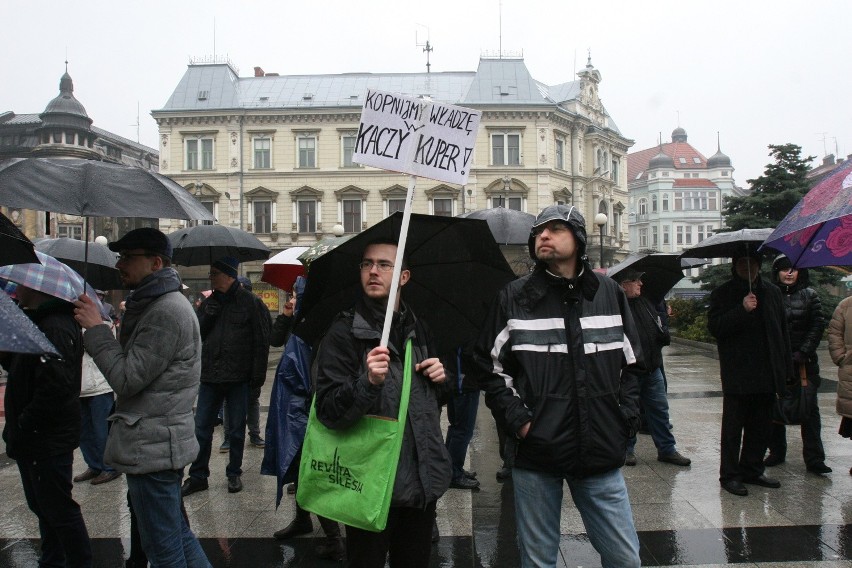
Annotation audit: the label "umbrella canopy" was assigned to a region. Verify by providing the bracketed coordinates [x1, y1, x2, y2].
[167, 224, 270, 266]
[34, 237, 121, 290]
[762, 160, 852, 267]
[261, 246, 309, 291]
[0, 157, 215, 221]
[297, 234, 355, 268]
[294, 212, 516, 355]
[457, 207, 535, 245]
[607, 252, 706, 304]
[0, 251, 105, 312]
[0, 210, 39, 266]
[679, 228, 775, 259]
[0, 291, 60, 356]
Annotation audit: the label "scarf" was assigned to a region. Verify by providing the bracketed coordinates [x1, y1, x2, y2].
[119, 268, 182, 348]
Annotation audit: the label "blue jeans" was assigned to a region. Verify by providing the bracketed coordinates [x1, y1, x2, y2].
[17, 452, 92, 568]
[627, 367, 677, 457]
[189, 382, 249, 479]
[127, 469, 210, 568]
[512, 467, 640, 568]
[445, 391, 479, 480]
[79, 392, 115, 473]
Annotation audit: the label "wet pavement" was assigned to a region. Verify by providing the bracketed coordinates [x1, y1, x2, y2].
[2, 341, 852, 567]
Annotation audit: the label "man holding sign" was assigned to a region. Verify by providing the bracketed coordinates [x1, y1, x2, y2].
[312, 238, 451, 567]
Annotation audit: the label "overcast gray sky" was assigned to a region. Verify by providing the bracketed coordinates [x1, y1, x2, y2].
[2, 0, 849, 186]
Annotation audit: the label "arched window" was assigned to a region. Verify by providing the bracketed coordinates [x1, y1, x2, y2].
[651, 194, 658, 213]
[662, 193, 669, 211]
[638, 198, 648, 216]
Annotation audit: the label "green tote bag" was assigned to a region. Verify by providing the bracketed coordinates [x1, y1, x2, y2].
[296, 339, 412, 532]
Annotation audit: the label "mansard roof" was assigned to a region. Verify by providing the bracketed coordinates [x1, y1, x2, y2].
[628, 141, 710, 181]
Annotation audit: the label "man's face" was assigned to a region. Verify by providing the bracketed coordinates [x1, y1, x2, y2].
[620, 278, 643, 299]
[209, 267, 235, 293]
[534, 221, 578, 263]
[115, 249, 161, 288]
[778, 268, 799, 286]
[734, 257, 760, 283]
[360, 243, 409, 301]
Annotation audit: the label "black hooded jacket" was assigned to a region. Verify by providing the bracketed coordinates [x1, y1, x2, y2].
[774, 270, 825, 377]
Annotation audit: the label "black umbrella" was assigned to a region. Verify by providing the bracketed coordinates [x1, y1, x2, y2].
[34, 237, 121, 290]
[457, 207, 535, 245]
[0, 157, 214, 220]
[0, 211, 39, 266]
[607, 252, 706, 304]
[0, 291, 59, 356]
[167, 224, 271, 266]
[294, 212, 516, 355]
[679, 228, 775, 259]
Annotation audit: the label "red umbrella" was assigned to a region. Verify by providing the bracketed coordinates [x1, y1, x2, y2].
[261, 246, 309, 291]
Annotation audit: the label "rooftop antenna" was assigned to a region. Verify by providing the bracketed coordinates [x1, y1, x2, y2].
[717, 131, 721, 151]
[131, 101, 140, 143]
[415, 25, 432, 73]
[816, 132, 828, 155]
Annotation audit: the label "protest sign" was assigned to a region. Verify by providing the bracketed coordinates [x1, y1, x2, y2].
[353, 89, 481, 186]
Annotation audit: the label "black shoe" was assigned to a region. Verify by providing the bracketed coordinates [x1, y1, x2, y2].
[624, 453, 637, 466]
[286, 483, 297, 495]
[274, 518, 313, 539]
[463, 469, 477, 479]
[315, 537, 345, 561]
[496, 466, 512, 481]
[450, 476, 480, 489]
[181, 477, 208, 497]
[227, 475, 243, 493]
[743, 474, 780, 488]
[249, 435, 265, 448]
[658, 451, 691, 466]
[807, 463, 832, 475]
[432, 520, 440, 543]
[764, 454, 785, 467]
[721, 480, 748, 496]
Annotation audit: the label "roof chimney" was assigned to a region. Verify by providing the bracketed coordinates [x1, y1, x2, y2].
[254, 67, 265, 77]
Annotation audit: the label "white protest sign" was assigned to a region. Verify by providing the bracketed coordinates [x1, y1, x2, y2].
[353, 89, 481, 186]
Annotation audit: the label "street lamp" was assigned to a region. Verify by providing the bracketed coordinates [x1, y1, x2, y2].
[594, 213, 608, 268]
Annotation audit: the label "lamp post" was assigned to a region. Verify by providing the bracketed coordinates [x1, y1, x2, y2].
[594, 213, 608, 268]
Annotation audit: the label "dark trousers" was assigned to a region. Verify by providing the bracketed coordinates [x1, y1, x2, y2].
[767, 379, 826, 466]
[720, 393, 774, 483]
[345, 501, 437, 568]
[17, 452, 92, 568]
[190, 381, 249, 479]
[445, 391, 479, 480]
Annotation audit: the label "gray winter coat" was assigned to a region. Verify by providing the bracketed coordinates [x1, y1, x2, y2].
[84, 286, 201, 474]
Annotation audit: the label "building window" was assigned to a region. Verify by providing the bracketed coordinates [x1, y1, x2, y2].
[491, 133, 520, 166]
[186, 137, 214, 170]
[253, 200, 272, 234]
[298, 136, 316, 168]
[298, 200, 316, 233]
[253, 137, 271, 169]
[639, 228, 648, 248]
[638, 198, 647, 216]
[57, 224, 83, 240]
[651, 195, 658, 213]
[676, 225, 683, 246]
[663, 225, 670, 246]
[492, 196, 522, 211]
[662, 194, 669, 211]
[387, 198, 406, 215]
[341, 134, 359, 167]
[611, 159, 619, 181]
[652, 226, 658, 247]
[343, 199, 362, 233]
[697, 225, 705, 242]
[555, 139, 564, 170]
[685, 226, 693, 245]
[722, 171, 729, 176]
[433, 198, 453, 217]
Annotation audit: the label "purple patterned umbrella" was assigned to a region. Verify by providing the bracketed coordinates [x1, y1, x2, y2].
[762, 160, 852, 267]
[0, 251, 105, 312]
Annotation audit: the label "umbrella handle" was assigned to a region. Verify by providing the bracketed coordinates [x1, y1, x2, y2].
[381, 175, 417, 347]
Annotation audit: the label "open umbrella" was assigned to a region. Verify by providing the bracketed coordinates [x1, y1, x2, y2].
[0, 251, 106, 315]
[607, 252, 706, 304]
[679, 228, 775, 259]
[294, 212, 516, 355]
[167, 224, 270, 266]
[457, 207, 535, 246]
[261, 246, 309, 291]
[0, 210, 39, 266]
[0, 291, 60, 356]
[34, 237, 121, 290]
[762, 160, 852, 267]
[297, 234, 355, 268]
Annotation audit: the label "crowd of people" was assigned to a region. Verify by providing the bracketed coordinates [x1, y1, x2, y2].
[3, 208, 852, 567]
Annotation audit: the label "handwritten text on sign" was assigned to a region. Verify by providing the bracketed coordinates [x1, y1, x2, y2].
[353, 90, 481, 186]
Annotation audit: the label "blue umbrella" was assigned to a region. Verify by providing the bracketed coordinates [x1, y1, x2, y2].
[762, 160, 852, 267]
[0, 291, 59, 356]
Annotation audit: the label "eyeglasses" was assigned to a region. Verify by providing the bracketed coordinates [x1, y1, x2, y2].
[117, 253, 154, 262]
[358, 261, 395, 272]
[531, 223, 570, 237]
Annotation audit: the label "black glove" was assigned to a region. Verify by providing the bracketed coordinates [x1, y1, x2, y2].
[204, 300, 222, 316]
[792, 351, 805, 364]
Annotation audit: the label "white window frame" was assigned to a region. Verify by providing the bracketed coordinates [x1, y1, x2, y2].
[491, 195, 523, 211]
[252, 200, 273, 234]
[639, 228, 648, 248]
[185, 136, 214, 171]
[676, 225, 684, 246]
[297, 200, 317, 233]
[342, 198, 363, 233]
[432, 198, 454, 217]
[663, 225, 670, 246]
[662, 193, 669, 211]
[491, 132, 521, 166]
[341, 134, 360, 168]
[297, 135, 317, 168]
[253, 136, 272, 169]
[651, 226, 659, 248]
[638, 198, 648, 216]
[387, 198, 406, 215]
[57, 223, 83, 240]
[555, 138, 564, 170]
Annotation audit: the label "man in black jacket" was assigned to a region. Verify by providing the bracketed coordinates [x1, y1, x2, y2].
[182, 256, 271, 496]
[765, 254, 830, 474]
[314, 239, 451, 568]
[474, 205, 642, 568]
[709, 252, 792, 496]
[616, 270, 691, 468]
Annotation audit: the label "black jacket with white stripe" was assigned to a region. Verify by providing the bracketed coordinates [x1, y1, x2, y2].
[474, 262, 642, 477]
